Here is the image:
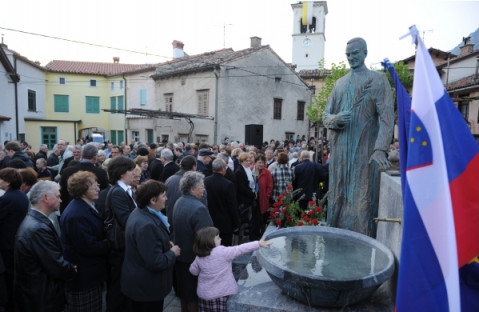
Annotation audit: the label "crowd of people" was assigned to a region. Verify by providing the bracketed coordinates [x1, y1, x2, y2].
[0, 136, 334, 312]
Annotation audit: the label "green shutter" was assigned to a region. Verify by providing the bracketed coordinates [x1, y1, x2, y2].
[117, 96, 124, 110]
[111, 130, 117, 145]
[110, 97, 116, 110]
[117, 130, 124, 144]
[54, 95, 69, 112]
[86, 96, 100, 114]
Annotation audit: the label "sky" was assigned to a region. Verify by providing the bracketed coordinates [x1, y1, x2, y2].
[1, 0, 478, 69]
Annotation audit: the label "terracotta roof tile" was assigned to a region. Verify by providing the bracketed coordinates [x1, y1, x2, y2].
[446, 74, 479, 91]
[45, 60, 156, 76]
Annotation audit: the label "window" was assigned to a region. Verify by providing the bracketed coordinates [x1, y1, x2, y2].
[140, 89, 147, 106]
[195, 134, 209, 143]
[41, 127, 57, 149]
[119, 80, 124, 89]
[111, 130, 124, 145]
[197, 90, 209, 116]
[297, 101, 305, 120]
[164, 93, 173, 112]
[90, 79, 97, 87]
[54, 94, 69, 112]
[285, 132, 294, 141]
[28, 89, 36, 112]
[59, 77, 66, 85]
[300, 17, 316, 33]
[117, 96, 124, 110]
[110, 82, 115, 91]
[273, 98, 282, 120]
[86, 96, 100, 113]
[132, 131, 140, 143]
[458, 101, 469, 120]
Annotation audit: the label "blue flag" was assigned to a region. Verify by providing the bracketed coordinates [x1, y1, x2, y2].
[382, 60, 411, 195]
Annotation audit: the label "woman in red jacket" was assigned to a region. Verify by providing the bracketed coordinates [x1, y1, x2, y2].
[252, 154, 273, 239]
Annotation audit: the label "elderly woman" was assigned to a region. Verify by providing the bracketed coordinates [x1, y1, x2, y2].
[96, 150, 107, 169]
[252, 154, 273, 239]
[134, 155, 150, 184]
[0, 168, 29, 311]
[271, 152, 295, 201]
[122, 180, 180, 311]
[234, 152, 256, 232]
[171, 171, 213, 312]
[60, 171, 109, 311]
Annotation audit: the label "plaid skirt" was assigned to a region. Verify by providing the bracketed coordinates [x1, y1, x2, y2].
[65, 284, 103, 312]
[198, 296, 228, 312]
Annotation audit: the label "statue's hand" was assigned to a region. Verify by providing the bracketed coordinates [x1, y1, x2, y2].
[369, 150, 391, 169]
[335, 111, 352, 128]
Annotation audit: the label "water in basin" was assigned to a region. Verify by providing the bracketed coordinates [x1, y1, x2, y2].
[262, 234, 390, 280]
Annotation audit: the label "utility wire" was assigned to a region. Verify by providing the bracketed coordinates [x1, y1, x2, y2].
[0, 26, 172, 61]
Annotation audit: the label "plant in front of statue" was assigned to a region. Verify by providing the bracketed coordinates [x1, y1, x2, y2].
[269, 186, 325, 228]
[297, 199, 325, 226]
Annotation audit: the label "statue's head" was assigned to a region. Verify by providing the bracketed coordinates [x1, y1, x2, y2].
[346, 37, 367, 69]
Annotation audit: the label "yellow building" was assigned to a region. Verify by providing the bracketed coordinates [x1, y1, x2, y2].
[25, 59, 154, 149]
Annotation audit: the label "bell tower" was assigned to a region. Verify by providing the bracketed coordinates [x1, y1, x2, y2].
[291, 1, 328, 71]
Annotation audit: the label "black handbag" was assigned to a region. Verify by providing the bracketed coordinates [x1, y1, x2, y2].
[103, 186, 125, 250]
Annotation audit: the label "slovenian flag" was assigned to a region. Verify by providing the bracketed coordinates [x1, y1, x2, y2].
[394, 26, 479, 311]
[302, 1, 313, 26]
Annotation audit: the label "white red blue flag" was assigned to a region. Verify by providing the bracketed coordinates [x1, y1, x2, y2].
[394, 26, 479, 311]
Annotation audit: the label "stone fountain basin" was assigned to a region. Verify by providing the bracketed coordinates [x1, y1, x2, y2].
[256, 226, 395, 308]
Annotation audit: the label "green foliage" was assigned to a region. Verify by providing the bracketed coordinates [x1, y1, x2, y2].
[382, 61, 413, 116]
[306, 60, 413, 126]
[306, 61, 349, 125]
[383, 61, 413, 90]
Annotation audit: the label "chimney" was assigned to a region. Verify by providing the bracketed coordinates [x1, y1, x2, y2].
[460, 36, 474, 56]
[113, 57, 120, 63]
[460, 44, 474, 56]
[250, 36, 262, 48]
[172, 40, 185, 59]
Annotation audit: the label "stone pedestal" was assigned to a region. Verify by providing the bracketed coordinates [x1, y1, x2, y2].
[376, 171, 403, 260]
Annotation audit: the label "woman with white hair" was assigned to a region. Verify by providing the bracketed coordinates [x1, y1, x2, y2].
[171, 171, 213, 312]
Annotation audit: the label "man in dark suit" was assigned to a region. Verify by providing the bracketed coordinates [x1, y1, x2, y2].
[196, 148, 213, 177]
[216, 152, 236, 187]
[14, 181, 77, 312]
[59, 143, 109, 213]
[293, 151, 328, 210]
[158, 148, 179, 182]
[204, 159, 240, 246]
[149, 147, 164, 181]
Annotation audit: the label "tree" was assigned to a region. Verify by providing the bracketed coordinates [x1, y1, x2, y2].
[306, 61, 349, 126]
[306, 61, 413, 126]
